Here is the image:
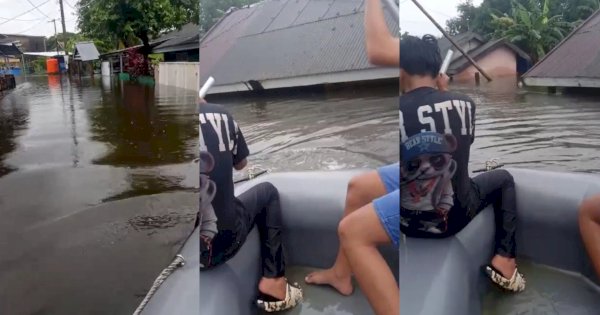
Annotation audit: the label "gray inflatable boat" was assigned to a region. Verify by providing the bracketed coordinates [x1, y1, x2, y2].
[142, 168, 600, 315]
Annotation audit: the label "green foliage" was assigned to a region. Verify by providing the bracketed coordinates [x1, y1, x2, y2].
[490, 0, 571, 62]
[77, 0, 198, 54]
[446, 0, 600, 62]
[199, 0, 261, 36]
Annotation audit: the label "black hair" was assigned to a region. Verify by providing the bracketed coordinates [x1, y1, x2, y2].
[400, 34, 442, 78]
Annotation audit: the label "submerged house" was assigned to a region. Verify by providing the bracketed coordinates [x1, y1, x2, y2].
[200, 0, 399, 95]
[152, 23, 199, 62]
[438, 32, 531, 82]
[523, 9, 600, 88]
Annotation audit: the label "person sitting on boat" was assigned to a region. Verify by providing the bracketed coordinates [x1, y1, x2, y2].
[305, 1, 400, 315]
[198, 98, 303, 312]
[399, 34, 525, 292]
[579, 194, 600, 278]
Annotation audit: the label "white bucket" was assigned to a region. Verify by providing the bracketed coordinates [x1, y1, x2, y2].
[101, 61, 111, 77]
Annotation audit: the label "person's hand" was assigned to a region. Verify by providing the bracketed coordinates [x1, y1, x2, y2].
[436, 73, 450, 91]
[197, 97, 207, 104]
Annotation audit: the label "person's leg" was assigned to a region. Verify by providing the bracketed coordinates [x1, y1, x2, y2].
[579, 194, 600, 277]
[470, 170, 520, 281]
[305, 164, 398, 295]
[339, 190, 399, 315]
[235, 182, 290, 301]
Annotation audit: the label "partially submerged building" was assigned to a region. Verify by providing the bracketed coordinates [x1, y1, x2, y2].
[523, 9, 600, 88]
[438, 32, 531, 82]
[200, 0, 399, 95]
[71, 42, 100, 76]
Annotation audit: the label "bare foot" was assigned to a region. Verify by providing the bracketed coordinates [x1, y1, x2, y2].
[491, 255, 517, 278]
[258, 277, 287, 301]
[304, 268, 353, 296]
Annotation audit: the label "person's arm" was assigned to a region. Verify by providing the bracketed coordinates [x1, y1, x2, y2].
[365, 0, 400, 66]
[232, 119, 250, 171]
[436, 73, 450, 92]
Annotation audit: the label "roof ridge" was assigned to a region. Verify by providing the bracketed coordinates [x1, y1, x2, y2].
[523, 9, 600, 77]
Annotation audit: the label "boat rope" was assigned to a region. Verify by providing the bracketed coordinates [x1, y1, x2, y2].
[132, 254, 186, 315]
[473, 158, 505, 173]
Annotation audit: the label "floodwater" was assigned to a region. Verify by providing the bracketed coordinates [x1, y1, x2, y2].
[462, 78, 600, 173]
[0, 76, 198, 315]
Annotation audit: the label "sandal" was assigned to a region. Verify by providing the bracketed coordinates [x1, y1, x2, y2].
[257, 281, 303, 312]
[484, 264, 526, 292]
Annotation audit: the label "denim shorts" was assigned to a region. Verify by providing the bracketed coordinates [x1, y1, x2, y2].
[373, 163, 400, 246]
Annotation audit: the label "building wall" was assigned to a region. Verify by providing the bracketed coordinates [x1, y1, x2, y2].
[155, 62, 199, 91]
[454, 46, 517, 82]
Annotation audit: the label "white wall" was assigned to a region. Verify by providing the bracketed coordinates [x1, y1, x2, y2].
[155, 62, 199, 91]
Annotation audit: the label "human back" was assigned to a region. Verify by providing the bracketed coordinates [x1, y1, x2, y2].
[199, 102, 249, 235]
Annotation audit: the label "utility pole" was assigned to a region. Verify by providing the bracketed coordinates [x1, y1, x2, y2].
[49, 19, 59, 54]
[59, 0, 68, 54]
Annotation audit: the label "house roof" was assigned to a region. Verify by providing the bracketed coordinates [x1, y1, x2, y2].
[0, 43, 22, 56]
[153, 23, 199, 54]
[523, 9, 600, 81]
[449, 38, 531, 74]
[438, 31, 485, 58]
[200, 0, 400, 93]
[74, 42, 100, 61]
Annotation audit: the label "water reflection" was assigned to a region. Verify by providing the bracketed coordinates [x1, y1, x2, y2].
[0, 93, 29, 177]
[0, 77, 198, 315]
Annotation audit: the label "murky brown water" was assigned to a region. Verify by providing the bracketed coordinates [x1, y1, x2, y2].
[0, 76, 198, 315]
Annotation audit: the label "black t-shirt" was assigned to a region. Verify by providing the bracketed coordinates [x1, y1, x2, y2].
[399, 87, 476, 235]
[199, 102, 250, 238]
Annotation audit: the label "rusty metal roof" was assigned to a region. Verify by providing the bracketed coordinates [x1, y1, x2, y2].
[524, 9, 600, 79]
[199, 0, 399, 88]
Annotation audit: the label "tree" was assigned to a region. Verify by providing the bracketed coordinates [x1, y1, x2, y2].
[200, 0, 261, 36]
[77, 0, 198, 74]
[490, 0, 571, 63]
[446, 0, 478, 36]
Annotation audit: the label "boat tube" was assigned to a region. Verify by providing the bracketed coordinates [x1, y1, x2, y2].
[143, 168, 600, 315]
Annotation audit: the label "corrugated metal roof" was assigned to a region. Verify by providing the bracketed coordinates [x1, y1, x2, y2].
[153, 23, 200, 53]
[0, 43, 22, 56]
[200, 0, 399, 88]
[524, 9, 600, 79]
[74, 42, 100, 61]
[438, 31, 485, 60]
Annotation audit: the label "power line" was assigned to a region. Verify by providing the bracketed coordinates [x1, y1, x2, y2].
[0, 16, 46, 22]
[0, 0, 51, 26]
[64, 0, 76, 10]
[26, 0, 51, 19]
[13, 16, 53, 35]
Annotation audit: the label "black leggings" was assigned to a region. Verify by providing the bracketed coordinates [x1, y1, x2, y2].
[204, 182, 286, 278]
[405, 169, 517, 258]
[461, 169, 517, 258]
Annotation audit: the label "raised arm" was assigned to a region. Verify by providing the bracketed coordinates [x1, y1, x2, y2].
[364, 0, 400, 66]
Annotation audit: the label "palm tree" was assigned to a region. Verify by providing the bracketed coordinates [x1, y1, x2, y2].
[577, 0, 600, 21]
[491, 0, 571, 63]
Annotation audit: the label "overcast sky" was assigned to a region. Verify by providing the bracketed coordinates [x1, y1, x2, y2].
[400, 0, 484, 36]
[0, 0, 480, 38]
[0, 0, 78, 37]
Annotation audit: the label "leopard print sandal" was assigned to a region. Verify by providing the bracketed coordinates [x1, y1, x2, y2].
[484, 264, 526, 293]
[256, 281, 303, 312]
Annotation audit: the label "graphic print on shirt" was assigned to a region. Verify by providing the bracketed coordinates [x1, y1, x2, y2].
[400, 131, 457, 234]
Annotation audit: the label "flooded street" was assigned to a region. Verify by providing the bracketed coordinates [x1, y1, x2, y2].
[462, 78, 600, 174]
[0, 76, 198, 315]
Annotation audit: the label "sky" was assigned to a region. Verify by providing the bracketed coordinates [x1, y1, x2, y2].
[0, 0, 78, 37]
[400, 0, 484, 36]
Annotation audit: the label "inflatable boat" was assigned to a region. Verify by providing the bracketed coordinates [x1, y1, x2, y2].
[140, 168, 600, 315]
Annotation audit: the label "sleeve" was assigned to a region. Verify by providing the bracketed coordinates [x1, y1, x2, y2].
[232, 119, 250, 166]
